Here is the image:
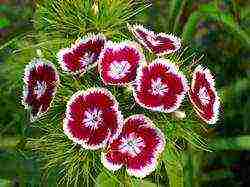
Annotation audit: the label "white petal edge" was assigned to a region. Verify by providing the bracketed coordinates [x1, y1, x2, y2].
[126, 115, 165, 178]
[127, 23, 181, 56]
[101, 152, 123, 171]
[63, 87, 124, 150]
[101, 114, 165, 178]
[133, 58, 189, 113]
[22, 58, 60, 122]
[57, 33, 106, 75]
[124, 114, 166, 155]
[98, 40, 146, 86]
[127, 156, 158, 178]
[189, 65, 220, 124]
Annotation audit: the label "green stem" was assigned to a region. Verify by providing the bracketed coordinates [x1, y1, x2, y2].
[182, 146, 202, 187]
[209, 135, 250, 151]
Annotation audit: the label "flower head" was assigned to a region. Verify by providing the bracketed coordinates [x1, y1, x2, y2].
[63, 88, 123, 150]
[134, 58, 188, 113]
[101, 114, 165, 178]
[99, 41, 144, 86]
[189, 65, 220, 124]
[128, 24, 181, 56]
[58, 33, 106, 74]
[22, 58, 59, 122]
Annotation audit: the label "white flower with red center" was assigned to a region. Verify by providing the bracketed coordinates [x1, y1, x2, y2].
[22, 59, 59, 122]
[101, 114, 165, 178]
[63, 88, 123, 150]
[128, 24, 181, 56]
[189, 65, 220, 124]
[99, 41, 145, 86]
[134, 58, 188, 113]
[58, 33, 106, 75]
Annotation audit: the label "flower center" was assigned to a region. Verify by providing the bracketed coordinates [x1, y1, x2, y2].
[119, 133, 145, 157]
[80, 52, 96, 67]
[34, 81, 47, 99]
[198, 87, 210, 105]
[82, 108, 103, 129]
[108, 60, 131, 80]
[151, 78, 168, 96]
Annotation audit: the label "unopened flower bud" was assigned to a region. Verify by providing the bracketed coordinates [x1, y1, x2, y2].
[36, 49, 42, 57]
[172, 110, 186, 120]
[92, 2, 99, 15]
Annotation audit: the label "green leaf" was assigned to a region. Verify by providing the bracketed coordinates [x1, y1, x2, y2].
[182, 3, 250, 45]
[209, 135, 250, 151]
[200, 170, 235, 181]
[95, 171, 120, 187]
[0, 18, 10, 29]
[135, 180, 158, 187]
[0, 179, 11, 187]
[0, 5, 10, 13]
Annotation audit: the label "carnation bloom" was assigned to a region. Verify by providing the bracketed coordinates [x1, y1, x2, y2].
[63, 88, 123, 150]
[134, 58, 188, 113]
[189, 65, 220, 124]
[128, 24, 181, 56]
[101, 114, 165, 178]
[22, 58, 59, 122]
[99, 41, 144, 86]
[58, 33, 106, 74]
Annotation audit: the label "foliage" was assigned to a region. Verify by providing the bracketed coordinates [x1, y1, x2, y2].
[143, 0, 250, 46]
[0, 0, 211, 186]
[182, 2, 250, 45]
[0, 0, 249, 186]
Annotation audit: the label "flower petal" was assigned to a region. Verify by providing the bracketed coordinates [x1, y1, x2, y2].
[102, 114, 165, 178]
[189, 65, 220, 124]
[63, 88, 123, 150]
[128, 24, 181, 56]
[58, 33, 106, 74]
[99, 41, 145, 86]
[22, 58, 59, 122]
[134, 58, 188, 113]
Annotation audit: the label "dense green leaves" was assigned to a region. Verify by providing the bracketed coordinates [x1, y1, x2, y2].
[2, 0, 249, 186]
[182, 3, 250, 45]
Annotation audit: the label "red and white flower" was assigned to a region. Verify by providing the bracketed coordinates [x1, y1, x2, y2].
[22, 58, 59, 122]
[128, 24, 181, 56]
[63, 88, 123, 150]
[58, 33, 106, 75]
[101, 114, 165, 178]
[99, 41, 145, 86]
[134, 58, 188, 113]
[189, 65, 220, 124]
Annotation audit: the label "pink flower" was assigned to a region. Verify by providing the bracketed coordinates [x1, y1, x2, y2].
[58, 33, 106, 75]
[189, 65, 220, 124]
[99, 41, 144, 86]
[128, 24, 181, 56]
[63, 88, 123, 150]
[134, 58, 188, 113]
[22, 59, 59, 122]
[101, 114, 165, 178]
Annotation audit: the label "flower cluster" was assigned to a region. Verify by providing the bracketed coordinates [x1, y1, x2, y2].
[22, 24, 221, 178]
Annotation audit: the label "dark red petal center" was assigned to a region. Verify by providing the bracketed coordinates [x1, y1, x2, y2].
[134, 59, 187, 112]
[189, 66, 220, 124]
[64, 88, 123, 150]
[23, 59, 59, 121]
[99, 42, 143, 85]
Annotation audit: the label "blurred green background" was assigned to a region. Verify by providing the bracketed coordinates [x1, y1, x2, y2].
[0, 0, 250, 186]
